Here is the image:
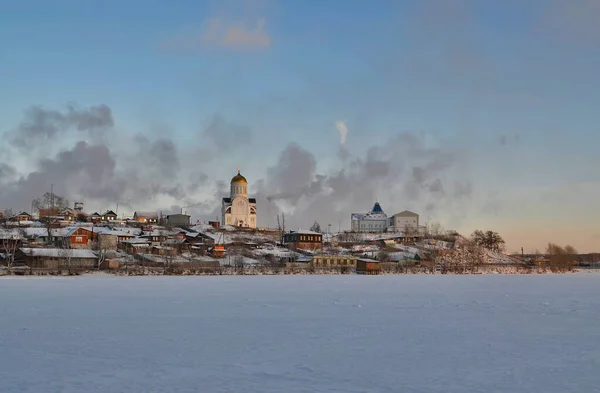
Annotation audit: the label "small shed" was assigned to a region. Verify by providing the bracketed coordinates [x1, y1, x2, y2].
[356, 258, 381, 275]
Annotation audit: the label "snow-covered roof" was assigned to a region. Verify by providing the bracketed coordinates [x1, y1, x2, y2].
[351, 213, 387, 221]
[19, 248, 97, 259]
[289, 229, 321, 235]
[122, 237, 150, 244]
[0, 228, 25, 239]
[392, 210, 419, 217]
[134, 211, 158, 219]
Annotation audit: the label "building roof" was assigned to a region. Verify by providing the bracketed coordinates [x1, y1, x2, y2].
[371, 202, 384, 213]
[122, 237, 150, 244]
[288, 229, 321, 235]
[351, 213, 387, 221]
[104, 210, 117, 216]
[231, 169, 248, 184]
[19, 248, 97, 259]
[393, 210, 419, 217]
[134, 211, 158, 219]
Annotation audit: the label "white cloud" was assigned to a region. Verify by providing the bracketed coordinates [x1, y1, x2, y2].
[335, 121, 348, 145]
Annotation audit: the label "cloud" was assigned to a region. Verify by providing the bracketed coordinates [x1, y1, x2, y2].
[0, 103, 209, 214]
[255, 131, 472, 229]
[1, 102, 474, 236]
[202, 115, 252, 151]
[6, 104, 114, 149]
[162, 17, 271, 51]
[335, 121, 348, 145]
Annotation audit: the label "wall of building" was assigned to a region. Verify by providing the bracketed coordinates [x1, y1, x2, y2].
[352, 219, 387, 233]
[392, 215, 419, 232]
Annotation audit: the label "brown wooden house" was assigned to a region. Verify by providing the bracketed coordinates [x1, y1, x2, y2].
[63, 227, 99, 249]
[282, 230, 323, 251]
[15, 248, 97, 269]
[356, 258, 381, 275]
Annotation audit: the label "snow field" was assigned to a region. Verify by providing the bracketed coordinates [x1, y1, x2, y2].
[1, 275, 599, 392]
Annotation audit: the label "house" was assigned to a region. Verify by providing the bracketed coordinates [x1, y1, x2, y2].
[60, 208, 78, 222]
[98, 233, 118, 251]
[141, 229, 169, 246]
[63, 227, 99, 249]
[162, 238, 190, 254]
[101, 210, 117, 222]
[0, 228, 24, 254]
[89, 212, 102, 223]
[38, 208, 60, 220]
[356, 258, 381, 275]
[166, 214, 190, 227]
[119, 238, 151, 254]
[14, 212, 32, 222]
[311, 255, 357, 269]
[282, 230, 323, 251]
[133, 211, 158, 224]
[15, 248, 98, 270]
[351, 202, 388, 233]
[388, 210, 420, 234]
[210, 244, 225, 258]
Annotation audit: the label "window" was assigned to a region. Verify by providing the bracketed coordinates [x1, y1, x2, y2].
[75, 236, 83, 242]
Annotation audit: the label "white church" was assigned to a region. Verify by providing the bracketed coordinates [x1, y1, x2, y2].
[221, 168, 257, 228]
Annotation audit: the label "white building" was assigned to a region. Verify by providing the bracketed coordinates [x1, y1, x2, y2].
[351, 202, 388, 233]
[388, 210, 419, 233]
[221, 169, 257, 228]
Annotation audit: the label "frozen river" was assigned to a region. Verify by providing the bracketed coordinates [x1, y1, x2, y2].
[1, 274, 599, 392]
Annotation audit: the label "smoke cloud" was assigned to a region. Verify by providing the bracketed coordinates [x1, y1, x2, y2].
[255, 131, 472, 230]
[6, 104, 114, 149]
[0, 102, 472, 230]
[336, 121, 348, 145]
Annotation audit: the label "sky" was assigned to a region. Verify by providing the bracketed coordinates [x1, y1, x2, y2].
[0, 0, 599, 253]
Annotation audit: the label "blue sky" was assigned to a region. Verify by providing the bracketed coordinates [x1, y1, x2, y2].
[1, 0, 599, 252]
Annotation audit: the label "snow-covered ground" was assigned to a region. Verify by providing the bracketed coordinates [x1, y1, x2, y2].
[1, 275, 599, 392]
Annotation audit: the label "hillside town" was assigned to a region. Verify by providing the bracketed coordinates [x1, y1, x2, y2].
[1, 169, 597, 276]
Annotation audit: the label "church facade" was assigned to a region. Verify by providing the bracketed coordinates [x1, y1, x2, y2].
[221, 169, 257, 228]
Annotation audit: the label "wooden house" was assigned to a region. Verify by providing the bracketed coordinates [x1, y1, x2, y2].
[282, 230, 323, 251]
[15, 248, 97, 270]
[356, 258, 381, 275]
[63, 227, 99, 249]
[101, 210, 117, 222]
[14, 212, 32, 222]
[133, 211, 158, 224]
[89, 212, 102, 223]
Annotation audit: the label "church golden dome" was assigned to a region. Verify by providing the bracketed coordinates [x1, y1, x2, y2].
[231, 169, 247, 184]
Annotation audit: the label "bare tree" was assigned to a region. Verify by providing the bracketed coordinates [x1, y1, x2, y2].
[59, 242, 73, 275]
[32, 192, 70, 213]
[310, 221, 322, 233]
[463, 239, 485, 273]
[163, 251, 175, 275]
[1, 228, 24, 274]
[547, 243, 577, 272]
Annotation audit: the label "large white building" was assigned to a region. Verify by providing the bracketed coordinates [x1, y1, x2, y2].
[388, 210, 419, 233]
[351, 202, 388, 233]
[221, 169, 257, 228]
